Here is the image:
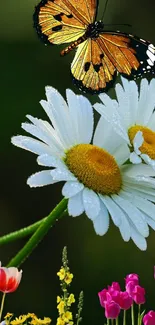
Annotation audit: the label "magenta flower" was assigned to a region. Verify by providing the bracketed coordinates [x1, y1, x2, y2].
[132, 285, 145, 304]
[118, 291, 133, 310]
[108, 282, 121, 292]
[105, 294, 120, 319]
[125, 273, 139, 286]
[143, 311, 155, 325]
[154, 266, 155, 279]
[0, 263, 22, 293]
[98, 289, 108, 308]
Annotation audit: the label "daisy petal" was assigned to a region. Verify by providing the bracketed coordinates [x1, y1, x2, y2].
[42, 87, 74, 148]
[130, 152, 142, 164]
[121, 191, 155, 222]
[94, 99, 129, 143]
[141, 154, 155, 170]
[118, 215, 131, 242]
[113, 143, 130, 165]
[100, 195, 122, 226]
[51, 168, 76, 181]
[68, 191, 84, 217]
[27, 170, 56, 187]
[93, 117, 124, 154]
[136, 79, 149, 124]
[93, 200, 109, 235]
[112, 194, 149, 237]
[66, 89, 93, 144]
[11, 136, 53, 156]
[130, 227, 147, 251]
[145, 215, 155, 230]
[122, 164, 155, 177]
[148, 111, 155, 131]
[62, 181, 84, 198]
[133, 131, 144, 154]
[123, 185, 155, 203]
[37, 154, 64, 168]
[83, 188, 100, 221]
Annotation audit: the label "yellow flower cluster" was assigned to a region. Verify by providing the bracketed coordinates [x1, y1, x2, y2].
[4, 313, 51, 325]
[57, 267, 73, 285]
[56, 294, 75, 325]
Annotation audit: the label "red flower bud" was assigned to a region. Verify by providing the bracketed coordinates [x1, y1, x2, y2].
[0, 263, 22, 293]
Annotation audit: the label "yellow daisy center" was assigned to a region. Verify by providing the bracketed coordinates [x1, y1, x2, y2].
[65, 144, 122, 195]
[128, 125, 155, 159]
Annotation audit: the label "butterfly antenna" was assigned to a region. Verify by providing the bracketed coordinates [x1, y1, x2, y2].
[101, 0, 109, 21]
[104, 23, 132, 27]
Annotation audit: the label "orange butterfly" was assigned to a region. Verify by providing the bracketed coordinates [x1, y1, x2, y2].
[33, 0, 155, 94]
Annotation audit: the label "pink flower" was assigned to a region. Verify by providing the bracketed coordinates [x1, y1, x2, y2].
[132, 285, 145, 304]
[126, 282, 145, 304]
[98, 289, 108, 308]
[143, 311, 155, 325]
[154, 266, 155, 279]
[125, 273, 139, 286]
[126, 281, 136, 296]
[108, 282, 121, 292]
[118, 291, 133, 310]
[105, 297, 120, 319]
[0, 263, 22, 293]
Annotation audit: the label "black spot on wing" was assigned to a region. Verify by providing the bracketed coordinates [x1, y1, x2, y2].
[52, 25, 62, 31]
[53, 13, 64, 22]
[94, 63, 103, 72]
[100, 53, 104, 59]
[84, 62, 91, 72]
[67, 14, 73, 18]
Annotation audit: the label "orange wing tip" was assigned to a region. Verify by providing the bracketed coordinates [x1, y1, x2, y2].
[72, 72, 117, 95]
[33, 0, 54, 45]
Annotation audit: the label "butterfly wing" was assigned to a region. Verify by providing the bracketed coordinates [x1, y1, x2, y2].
[33, 0, 98, 45]
[71, 32, 155, 94]
[71, 38, 117, 93]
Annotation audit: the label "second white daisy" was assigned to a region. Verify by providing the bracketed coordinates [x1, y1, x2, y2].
[12, 86, 155, 250]
[94, 77, 155, 170]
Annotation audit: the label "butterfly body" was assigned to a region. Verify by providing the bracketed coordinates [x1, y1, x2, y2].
[34, 0, 155, 94]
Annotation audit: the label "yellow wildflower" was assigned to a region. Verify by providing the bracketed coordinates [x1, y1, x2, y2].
[30, 317, 51, 325]
[57, 296, 61, 303]
[56, 318, 65, 325]
[27, 313, 36, 318]
[64, 273, 73, 285]
[4, 313, 13, 319]
[57, 268, 65, 281]
[67, 294, 75, 306]
[11, 315, 27, 325]
[62, 311, 73, 322]
[57, 301, 65, 314]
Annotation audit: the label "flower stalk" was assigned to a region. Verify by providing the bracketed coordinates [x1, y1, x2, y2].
[0, 210, 67, 246]
[7, 198, 68, 267]
[0, 293, 6, 321]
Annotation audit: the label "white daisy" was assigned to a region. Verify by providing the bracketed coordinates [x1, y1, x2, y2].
[94, 77, 155, 171]
[11, 86, 155, 250]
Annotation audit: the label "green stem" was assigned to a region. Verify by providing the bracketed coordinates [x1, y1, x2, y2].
[138, 305, 141, 325]
[123, 310, 126, 325]
[116, 317, 119, 325]
[0, 211, 67, 246]
[131, 304, 135, 325]
[0, 293, 6, 321]
[107, 319, 110, 325]
[7, 198, 68, 267]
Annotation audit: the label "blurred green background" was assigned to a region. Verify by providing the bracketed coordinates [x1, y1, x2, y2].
[1, 0, 155, 323]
